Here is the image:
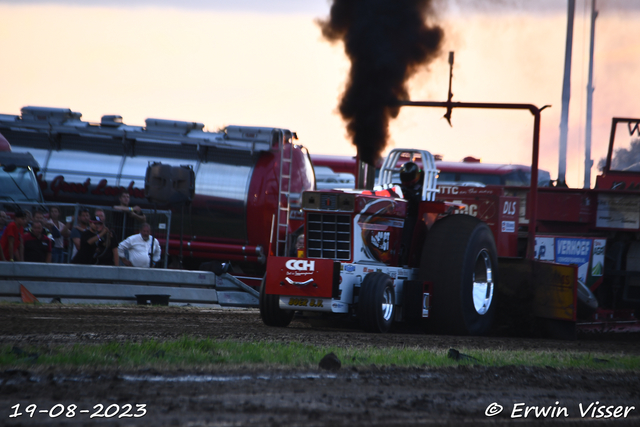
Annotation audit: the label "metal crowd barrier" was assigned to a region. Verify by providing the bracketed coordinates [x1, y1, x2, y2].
[2, 202, 171, 268]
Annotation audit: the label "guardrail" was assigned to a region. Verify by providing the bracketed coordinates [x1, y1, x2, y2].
[0, 262, 259, 308]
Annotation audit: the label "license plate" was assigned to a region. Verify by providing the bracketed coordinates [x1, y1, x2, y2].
[279, 297, 331, 311]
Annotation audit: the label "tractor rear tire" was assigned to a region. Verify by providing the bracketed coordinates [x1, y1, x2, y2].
[419, 214, 498, 336]
[259, 276, 294, 327]
[358, 272, 395, 333]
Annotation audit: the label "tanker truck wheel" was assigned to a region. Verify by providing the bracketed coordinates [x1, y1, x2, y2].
[259, 276, 294, 327]
[419, 214, 497, 336]
[357, 272, 395, 333]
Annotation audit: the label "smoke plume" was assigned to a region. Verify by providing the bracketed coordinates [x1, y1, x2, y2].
[599, 138, 640, 172]
[319, 0, 444, 165]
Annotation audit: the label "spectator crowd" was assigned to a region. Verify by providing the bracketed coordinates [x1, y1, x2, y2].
[0, 191, 160, 268]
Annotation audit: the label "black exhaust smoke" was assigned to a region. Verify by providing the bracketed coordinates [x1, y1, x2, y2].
[319, 0, 443, 165]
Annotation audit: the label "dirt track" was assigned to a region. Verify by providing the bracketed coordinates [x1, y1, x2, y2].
[1, 304, 639, 426]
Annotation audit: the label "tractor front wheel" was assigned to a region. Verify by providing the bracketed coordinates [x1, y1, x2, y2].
[259, 276, 294, 327]
[357, 272, 395, 333]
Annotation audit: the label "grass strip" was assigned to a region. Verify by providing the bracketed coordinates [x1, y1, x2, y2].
[1, 336, 639, 370]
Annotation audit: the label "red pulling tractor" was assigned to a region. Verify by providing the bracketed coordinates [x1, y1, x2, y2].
[260, 114, 640, 337]
[261, 147, 507, 335]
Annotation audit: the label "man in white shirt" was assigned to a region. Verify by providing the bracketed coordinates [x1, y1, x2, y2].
[118, 223, 161, 268]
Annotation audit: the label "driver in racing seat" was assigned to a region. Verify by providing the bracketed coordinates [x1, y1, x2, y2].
[399, 161, 423, 266]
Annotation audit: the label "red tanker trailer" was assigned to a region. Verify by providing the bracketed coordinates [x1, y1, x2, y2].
[0, 106, 315, 281]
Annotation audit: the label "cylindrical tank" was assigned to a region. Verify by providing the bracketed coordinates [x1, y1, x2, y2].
[0, 107, 315, 272]
[0, 132, 10, 151]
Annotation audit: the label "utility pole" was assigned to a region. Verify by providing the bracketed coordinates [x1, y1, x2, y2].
[558, 0, 575, 188]
[584, 0, 598, 188]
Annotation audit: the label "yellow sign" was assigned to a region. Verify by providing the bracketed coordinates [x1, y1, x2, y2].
[533, 262, 577, 321]
[288, 298, 324, 308]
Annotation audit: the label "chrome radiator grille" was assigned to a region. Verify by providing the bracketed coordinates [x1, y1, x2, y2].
[307, 213, 351, 260]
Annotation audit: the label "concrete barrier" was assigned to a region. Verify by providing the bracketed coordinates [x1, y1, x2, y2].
[0, 262, 259, 307]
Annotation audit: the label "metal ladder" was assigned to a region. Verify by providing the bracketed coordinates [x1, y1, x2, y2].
[276, 131, 292, 257]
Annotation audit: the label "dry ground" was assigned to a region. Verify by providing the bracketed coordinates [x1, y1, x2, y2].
[1, 304, 639, 426]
